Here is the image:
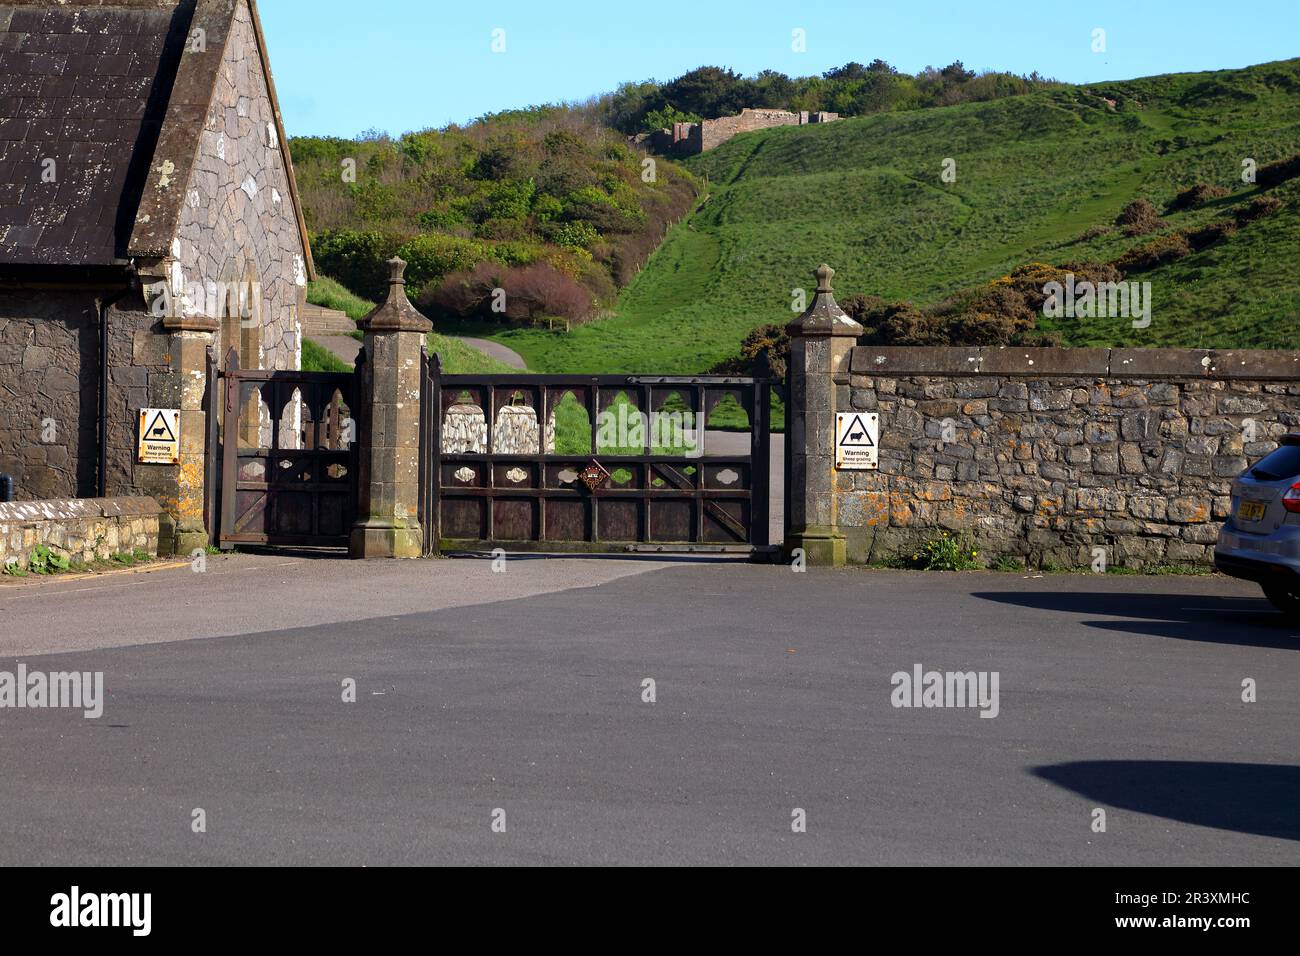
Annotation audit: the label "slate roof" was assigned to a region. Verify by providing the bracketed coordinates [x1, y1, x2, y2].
[0, 0, 194, 266]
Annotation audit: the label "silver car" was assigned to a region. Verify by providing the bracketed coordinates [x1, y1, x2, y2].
[1214, 436, 1300, 617]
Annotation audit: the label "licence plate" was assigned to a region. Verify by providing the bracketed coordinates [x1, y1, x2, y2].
[1239, 500, 1267, 522]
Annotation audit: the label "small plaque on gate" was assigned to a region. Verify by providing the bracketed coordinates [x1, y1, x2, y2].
[137, 408, 181, 465]
[578, 461, 610, 492]
[835, 412, 878, 471]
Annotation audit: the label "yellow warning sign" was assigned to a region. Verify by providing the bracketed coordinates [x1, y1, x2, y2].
[137, 409, 180, 465]
[835, 412, 879, 471]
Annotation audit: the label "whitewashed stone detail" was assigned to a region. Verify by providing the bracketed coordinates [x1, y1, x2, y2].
[442, 405, 488, 454]
[493, 404, 540, 455]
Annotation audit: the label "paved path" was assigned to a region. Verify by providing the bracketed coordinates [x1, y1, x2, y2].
[309, 334, 527, 372]
[456, 336, 526, 370]
[311, 333, 360, 365]
[0, 559, 1294, 865]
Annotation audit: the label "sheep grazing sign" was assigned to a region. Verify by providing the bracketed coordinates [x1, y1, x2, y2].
[137, 409, 181, 465]
[834, 412, 878, 471]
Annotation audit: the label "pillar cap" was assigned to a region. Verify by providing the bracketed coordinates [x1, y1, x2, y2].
[360, 257, 433, 333]
[787, 263, 864, 338]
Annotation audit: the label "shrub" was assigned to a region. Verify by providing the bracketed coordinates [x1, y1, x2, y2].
[27, 544, 70, 575]
[1113, 232, 1192, 272]
[708, 323, 789, 378]
[1077, 224, 1113, 241]
[1183, 220, 1237, 251]
[311, 230, 404, 301]
[553, 220, 600, 250]
[420, 261, 595, 327]
[1255, 152, 1300, 189]
[1115, 198, 1164, 236]
[1233, 195, 1284, 225]
[1165, 183, 1230, 213]
[396, 233, 493, 297]
[911, 532, 981, 571]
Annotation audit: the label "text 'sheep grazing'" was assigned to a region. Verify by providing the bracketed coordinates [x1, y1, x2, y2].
[0, 666, 104, 719]
[50, 887, 151, 937]
[891, 664, 1000, 718]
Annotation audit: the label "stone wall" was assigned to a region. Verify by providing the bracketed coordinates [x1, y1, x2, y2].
[0, 496, 162, 571]
[0, 290, 201, 509]
[836, 346, 1300, 568]
[0, 290, 98, 499]
[637, 108, 841, 157]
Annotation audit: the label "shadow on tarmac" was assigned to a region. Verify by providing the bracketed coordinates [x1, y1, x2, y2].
[1033, 761, 1300, 842]
[973, 590, 1300, 650]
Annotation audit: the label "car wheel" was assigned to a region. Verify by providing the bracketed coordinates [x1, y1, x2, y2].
[1261, 583, 1300, 619]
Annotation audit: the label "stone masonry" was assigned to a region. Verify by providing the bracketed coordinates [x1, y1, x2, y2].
[169, 0, 308, 373]
[838, 346, 1300, 568]
[0, 496, 162, 571]
[640, 108, 839, 156]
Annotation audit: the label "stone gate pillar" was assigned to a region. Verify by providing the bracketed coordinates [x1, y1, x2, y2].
[160, 311, 219, 557]
[349, 257, 431, 559]
[785, 264, 863, 566]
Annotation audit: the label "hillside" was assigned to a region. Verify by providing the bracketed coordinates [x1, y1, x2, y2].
[291, 108, 697, 329]
[458, 58, 1300, 373]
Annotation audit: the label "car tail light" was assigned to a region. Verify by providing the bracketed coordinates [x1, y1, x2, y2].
[1284, 483, 1300, 513]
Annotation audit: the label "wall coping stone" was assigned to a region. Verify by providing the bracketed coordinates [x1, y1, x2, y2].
[850, 346, 1300, 381]
[0, 497, 164, 524]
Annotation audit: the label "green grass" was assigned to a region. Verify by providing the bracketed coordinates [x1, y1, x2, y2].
[307, 275, 375, 322]
[301, 337, 353, 373]
[450, 58, 1300, 371]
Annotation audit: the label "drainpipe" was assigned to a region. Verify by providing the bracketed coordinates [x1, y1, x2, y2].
[96, 281, 137, 499]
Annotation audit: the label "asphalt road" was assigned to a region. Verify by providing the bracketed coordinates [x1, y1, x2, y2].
[0, 557, 1296, 865]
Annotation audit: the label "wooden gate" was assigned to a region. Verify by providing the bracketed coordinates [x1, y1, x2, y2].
[216, 349, 360, 548]
[420, 354, 775, 556]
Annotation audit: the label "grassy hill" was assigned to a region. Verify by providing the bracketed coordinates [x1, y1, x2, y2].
[452, 58, 1300, 373]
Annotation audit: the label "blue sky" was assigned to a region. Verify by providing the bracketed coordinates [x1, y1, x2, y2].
[257, 0, 1300, 138]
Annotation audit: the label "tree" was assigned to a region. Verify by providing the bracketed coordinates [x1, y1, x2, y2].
[824, 62, 868, 81]
[662, 66, 745, 119]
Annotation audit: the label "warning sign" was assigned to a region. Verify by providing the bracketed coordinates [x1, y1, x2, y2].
[835, 412, 878, 471]
[137, 408, 180, 465]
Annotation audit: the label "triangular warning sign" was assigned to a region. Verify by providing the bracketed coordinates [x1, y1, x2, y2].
[839, 415, 875, 447]
[143, 410, 177, 443]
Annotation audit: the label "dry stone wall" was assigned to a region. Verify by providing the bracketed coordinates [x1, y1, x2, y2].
[0, 496, 162, 570]
[837, 346, 1300, 568]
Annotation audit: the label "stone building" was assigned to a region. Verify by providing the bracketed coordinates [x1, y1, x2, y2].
[637, 108, 839, 157]
[0, 0, 313, 553]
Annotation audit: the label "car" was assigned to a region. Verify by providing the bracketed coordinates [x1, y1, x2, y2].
[1214, 435, 1300, 618]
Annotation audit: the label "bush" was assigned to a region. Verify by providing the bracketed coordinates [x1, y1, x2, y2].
[553, 220, 600, 250]
[1255, 152, 1300, 189]
[311, 230, 404, 301]
[420, 261, 595, 327]
[1233, 195, 1284, 225]
[1183, 220, 1237, 251]
[911, 532, 981, 571]
[1115, 198, 1164, 236]
[1113, 232, 1192, 272]
[1165, 183, 1230, 213]
[396, 233, 493, 297]
[708, 323, 789, 378]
